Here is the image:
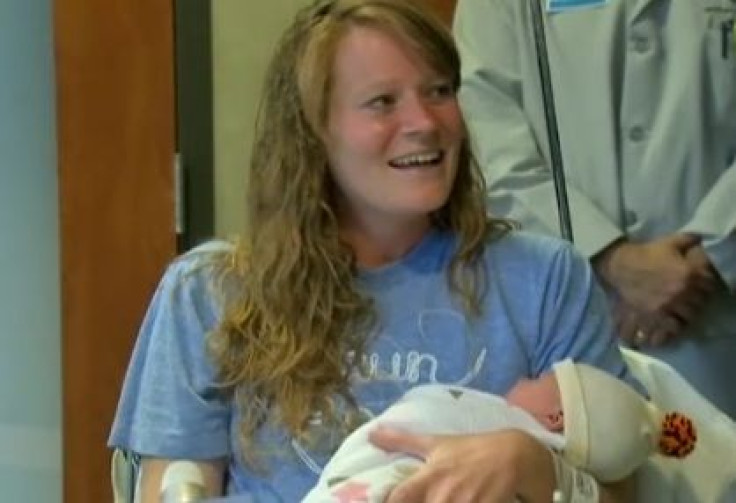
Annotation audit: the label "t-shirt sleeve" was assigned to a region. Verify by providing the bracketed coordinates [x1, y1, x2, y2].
[108, 252, 232, 460]
[531, 241, 644, 394]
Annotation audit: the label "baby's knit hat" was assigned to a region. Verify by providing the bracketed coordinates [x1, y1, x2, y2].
[552, 359, 697, 483]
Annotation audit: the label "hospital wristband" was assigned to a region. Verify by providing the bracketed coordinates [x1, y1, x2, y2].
[550, 450, 599, 503]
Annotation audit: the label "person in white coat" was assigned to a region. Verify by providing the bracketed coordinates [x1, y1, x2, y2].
[453, 0, 736, 417]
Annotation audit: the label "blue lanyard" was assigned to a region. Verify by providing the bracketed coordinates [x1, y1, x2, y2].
[546, 0, 608, 13]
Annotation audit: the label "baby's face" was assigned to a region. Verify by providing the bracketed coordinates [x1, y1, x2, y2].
[506, 373, 564, 431]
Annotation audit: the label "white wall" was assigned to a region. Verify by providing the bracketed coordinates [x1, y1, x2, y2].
[0, 1, 62, 501]
[212, 0, 312, 237]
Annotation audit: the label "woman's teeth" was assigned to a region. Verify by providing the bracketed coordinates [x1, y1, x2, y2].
[389, 151, 443, 168]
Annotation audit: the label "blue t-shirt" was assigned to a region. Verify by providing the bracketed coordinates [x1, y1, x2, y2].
[109, 229, 636, 501]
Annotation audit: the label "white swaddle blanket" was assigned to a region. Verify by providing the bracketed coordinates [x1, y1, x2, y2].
[302, 384, 563, 503]
[621, 348, 736, 502]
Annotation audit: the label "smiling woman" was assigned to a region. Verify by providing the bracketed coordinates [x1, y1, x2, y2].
[107, 2, 639, 502]
[323, 24, 464, 264]
[209, 0, 457, 240]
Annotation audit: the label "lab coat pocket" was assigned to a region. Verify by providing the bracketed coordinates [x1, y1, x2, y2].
[705, 24, 736, 118]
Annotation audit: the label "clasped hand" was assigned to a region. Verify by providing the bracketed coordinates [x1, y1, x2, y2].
[594, 234, 719, 346]
[368, 426, 555, 503]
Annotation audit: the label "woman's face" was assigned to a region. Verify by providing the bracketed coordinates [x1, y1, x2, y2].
[323, 25, 464, 233]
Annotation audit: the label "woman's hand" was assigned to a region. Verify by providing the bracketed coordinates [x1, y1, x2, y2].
[368, 426, 555, 503]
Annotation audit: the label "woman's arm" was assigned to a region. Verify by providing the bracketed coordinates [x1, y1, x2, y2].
[599, 476, 635, 503]
[370, 427, 632, 503]
[109, 249, 234, 502]
[138, 457, 227, 503]
[495, 430, 634, 503]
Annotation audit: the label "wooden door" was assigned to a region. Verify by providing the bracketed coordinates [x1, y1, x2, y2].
[54, 0, 177, 501]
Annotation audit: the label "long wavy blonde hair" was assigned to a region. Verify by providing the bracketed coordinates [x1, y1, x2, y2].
[207, 0, 511, 464]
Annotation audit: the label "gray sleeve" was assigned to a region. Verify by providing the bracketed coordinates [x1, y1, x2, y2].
[680, 157, 736, 290]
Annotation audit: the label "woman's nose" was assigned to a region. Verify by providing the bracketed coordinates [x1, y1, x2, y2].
[400, 96, 440, 134]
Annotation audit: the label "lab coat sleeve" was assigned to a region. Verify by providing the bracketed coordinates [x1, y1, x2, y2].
[680, 157, 736, 290]
[454, 0, 623, 258]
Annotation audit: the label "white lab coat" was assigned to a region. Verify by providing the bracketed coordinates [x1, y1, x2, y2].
[454, 0, 736, 416]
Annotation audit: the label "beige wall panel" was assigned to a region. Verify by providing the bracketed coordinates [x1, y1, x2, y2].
[213, 0, 312, 237]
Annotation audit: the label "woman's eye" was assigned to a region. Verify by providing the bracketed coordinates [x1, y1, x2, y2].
[364, 94, 396, 110]
[428, 82, 455, 100]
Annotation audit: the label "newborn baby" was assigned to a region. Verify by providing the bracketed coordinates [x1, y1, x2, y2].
[302, 359, 697, 503]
